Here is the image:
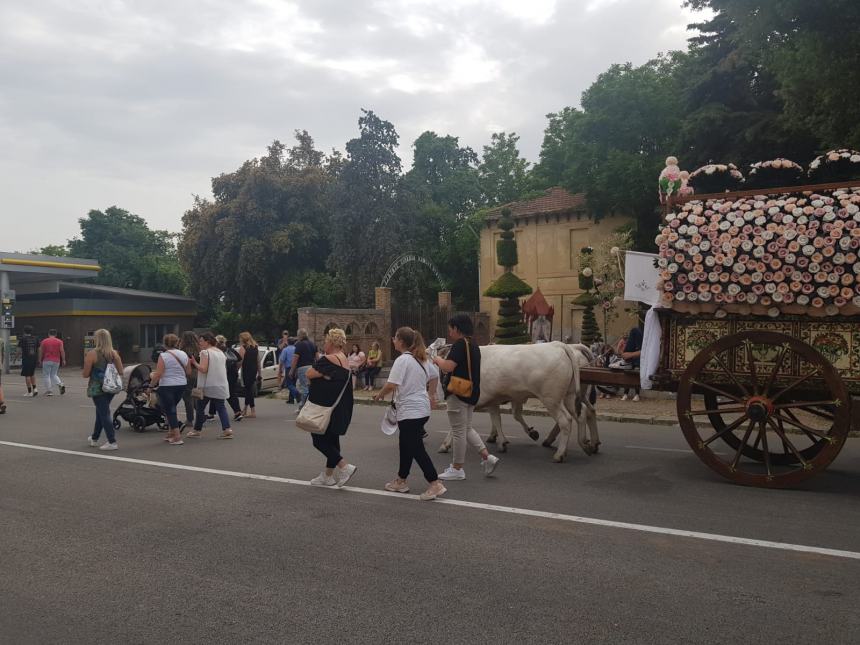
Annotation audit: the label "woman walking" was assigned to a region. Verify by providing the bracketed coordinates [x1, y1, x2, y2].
[148, 333, 190, 445]
[82, 329, 124, 451]
[433, 313, 499, 480]
[187, 332, 233, 439]
[216, 335, 244, 421]
[347, 343, 366, 390]
[373, 328, 446, 501]
[306, 328, 357, 487]
[237, 332, 259, 418]
[179, 331, 200, 429]
[363, 341, 382, 391]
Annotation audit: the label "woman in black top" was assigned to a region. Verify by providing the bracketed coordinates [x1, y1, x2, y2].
[306, 327, 357, 488]
[238, 332, 259, 418]
[20, 326, 39, 396]
[433, 313, 499, 480]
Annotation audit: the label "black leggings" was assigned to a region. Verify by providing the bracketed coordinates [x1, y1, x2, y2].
[244, 375, 257, 408]
[312, 432, 342, 469]
[398, 417, 437, 483]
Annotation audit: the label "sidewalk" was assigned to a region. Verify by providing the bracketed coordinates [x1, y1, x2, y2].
[273, 386, 683, 427]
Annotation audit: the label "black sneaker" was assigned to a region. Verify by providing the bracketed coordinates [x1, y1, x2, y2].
[60, 385, 66, 395]
[233, 413, 244, 422]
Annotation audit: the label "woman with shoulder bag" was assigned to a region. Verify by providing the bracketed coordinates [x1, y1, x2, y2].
[373, 327, 445, 501]
[432, 313, 499, 480]
[304, 328, 357, 487]
[186, 332, 233, 439]
[82, 328, 124, 451]
[148, 333, 191, 445]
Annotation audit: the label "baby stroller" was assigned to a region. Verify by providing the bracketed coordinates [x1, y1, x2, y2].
[112, 364, 167, 432]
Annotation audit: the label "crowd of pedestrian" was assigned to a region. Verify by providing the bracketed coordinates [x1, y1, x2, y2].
[2, 314, 503, 500]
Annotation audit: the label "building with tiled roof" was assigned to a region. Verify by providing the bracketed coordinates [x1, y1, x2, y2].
[479, 187, 635, 343]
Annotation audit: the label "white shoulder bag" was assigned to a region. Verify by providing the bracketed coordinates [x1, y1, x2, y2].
[296, 375, 351, 435]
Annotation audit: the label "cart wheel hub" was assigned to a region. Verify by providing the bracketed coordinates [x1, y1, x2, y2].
[745, 396, 773, 422]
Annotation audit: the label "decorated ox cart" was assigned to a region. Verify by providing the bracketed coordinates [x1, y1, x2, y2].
[582, 179, 860, 488]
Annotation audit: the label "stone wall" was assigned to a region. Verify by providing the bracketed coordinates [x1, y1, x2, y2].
[297, 307, 389, 360]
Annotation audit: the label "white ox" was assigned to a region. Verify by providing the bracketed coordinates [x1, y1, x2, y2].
[436, 341, 599, 462]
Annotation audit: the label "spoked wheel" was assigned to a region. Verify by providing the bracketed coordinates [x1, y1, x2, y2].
[677, 331, 850, 488]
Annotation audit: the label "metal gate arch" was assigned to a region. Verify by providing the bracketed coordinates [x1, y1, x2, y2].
[380, 253, 446, 290]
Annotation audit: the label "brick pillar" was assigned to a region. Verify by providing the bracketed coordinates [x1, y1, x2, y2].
[375, 287, 392, 361]
[437, 291, 452, 311]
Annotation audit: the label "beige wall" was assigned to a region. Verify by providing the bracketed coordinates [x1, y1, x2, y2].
[479, 213, 637, 344]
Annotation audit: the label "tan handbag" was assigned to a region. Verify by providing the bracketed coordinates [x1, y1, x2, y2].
[296, 376, 351, 434]
[446, 338, 473, 399]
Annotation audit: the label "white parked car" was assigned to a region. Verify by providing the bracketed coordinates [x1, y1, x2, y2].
[235, 345, 282, 394]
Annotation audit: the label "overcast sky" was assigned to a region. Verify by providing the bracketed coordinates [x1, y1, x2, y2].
[0, 0, 706, 252]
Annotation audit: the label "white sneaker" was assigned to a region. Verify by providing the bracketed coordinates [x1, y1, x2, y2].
[482, 454, 500, 477]
[87, 436, 98, 447]
[310, 472, 336, 487]
[99, 442, 118, 451]
[632, 394, 640, 402]
[621, 394, 628, 401]
[335, 463, 357, 487]
[438, 465, 466, 481]
[24, 392, 33, 397]
[46, 391, 54, 397]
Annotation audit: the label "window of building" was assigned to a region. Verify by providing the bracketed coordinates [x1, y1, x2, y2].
[140, 323, 177, 348]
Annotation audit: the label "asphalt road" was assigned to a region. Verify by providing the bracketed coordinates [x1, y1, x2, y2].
[1, 376, 859, 644]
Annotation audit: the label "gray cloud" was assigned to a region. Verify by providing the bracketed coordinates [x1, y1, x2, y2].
[0, 0, 706, 251]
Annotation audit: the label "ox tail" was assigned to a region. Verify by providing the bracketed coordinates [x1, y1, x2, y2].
[559, 343, 588, 398]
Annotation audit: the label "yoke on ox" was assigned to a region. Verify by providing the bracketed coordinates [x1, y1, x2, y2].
[435, 341, 599, 462]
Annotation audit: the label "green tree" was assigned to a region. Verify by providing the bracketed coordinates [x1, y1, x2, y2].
[179, 131, 334, 322]
[678, 5, 818, 167]
[401, 131, 483, 308]
[686, 0, 860, 150]
[67, 206, 186, 294]
[329, 110, 404, 306]
[32, 245, 69, 257]
[479, 132, 530, 206]
[536, 57, 682, 251]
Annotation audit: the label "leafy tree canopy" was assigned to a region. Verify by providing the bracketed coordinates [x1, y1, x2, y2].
[66, 206, 186, 294]
[179, 131, 334, 321]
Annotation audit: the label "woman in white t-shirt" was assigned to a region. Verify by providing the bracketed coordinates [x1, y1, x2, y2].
[373, 327, 446, 501]
[148, 333, 191, 445]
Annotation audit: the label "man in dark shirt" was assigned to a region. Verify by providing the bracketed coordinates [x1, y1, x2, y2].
[19, 325, 39, 397]
[290, 328, 317, 411]
[433, 313, 498, 480]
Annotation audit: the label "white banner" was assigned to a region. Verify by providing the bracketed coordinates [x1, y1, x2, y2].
[624, 251, 662, 307]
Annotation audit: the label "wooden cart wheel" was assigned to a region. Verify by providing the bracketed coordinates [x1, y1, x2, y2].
[677, 331, 850, 488]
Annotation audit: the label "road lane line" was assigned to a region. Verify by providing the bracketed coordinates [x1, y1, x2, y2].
[2, 439, 858, 561]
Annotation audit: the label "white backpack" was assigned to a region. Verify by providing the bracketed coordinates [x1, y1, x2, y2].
[102, 355, 123, 394]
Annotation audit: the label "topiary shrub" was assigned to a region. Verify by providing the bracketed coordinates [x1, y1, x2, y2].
[484, 208, 532, 345]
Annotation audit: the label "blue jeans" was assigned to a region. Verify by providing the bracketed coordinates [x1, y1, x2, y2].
[281, 373, 300, 401]
[194, 397, 230, 431]
[297, 366, 311, 410]
[157, 384, 185, 430]
[91, 393, 116, 443]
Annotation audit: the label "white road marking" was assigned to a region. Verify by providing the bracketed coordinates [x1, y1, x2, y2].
[1, 439, 858, 561]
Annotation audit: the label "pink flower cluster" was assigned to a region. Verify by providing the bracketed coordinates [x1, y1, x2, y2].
[656, 187, 860, 317]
